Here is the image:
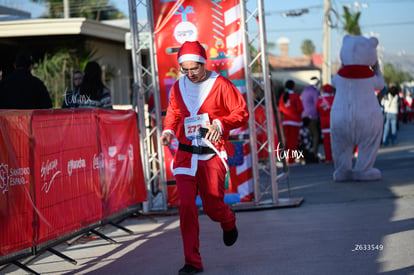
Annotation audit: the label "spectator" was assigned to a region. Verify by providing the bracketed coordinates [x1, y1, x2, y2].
[77, 61, 112, 109]
[404, 91, 413, 123]
[316, 84, 335, 162]
[0, 52, 52, 109]
[278, 79, 304, 164]
[62, 70, 83, 108]
[298, 117, 319, 164]
[381, 85, 399, 145]
[301, 76, 321, 155]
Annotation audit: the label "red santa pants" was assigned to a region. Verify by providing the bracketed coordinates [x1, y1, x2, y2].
[175, 155, 236, 269]
[283, 125, 300, 163]
[322, 132, 332, 162]
[407, 111, 413, 123]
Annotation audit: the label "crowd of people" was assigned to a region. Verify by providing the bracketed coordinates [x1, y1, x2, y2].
[278, 77, 413, 166]
[379, 84, 414, 146]
[278, 77, 333, 165]
[0, 52, 113, 110]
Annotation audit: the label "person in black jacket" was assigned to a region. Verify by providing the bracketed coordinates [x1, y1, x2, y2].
[77, 61, 112, 109]
[0, 52, 52, 109]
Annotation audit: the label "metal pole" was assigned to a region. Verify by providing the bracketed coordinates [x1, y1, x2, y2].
[240, 0, 260, 205]
[256, 0, 278, 203]
[323, 0, 331, 84]
[128, 0, 152, 212]
[146, 0, 168, 211]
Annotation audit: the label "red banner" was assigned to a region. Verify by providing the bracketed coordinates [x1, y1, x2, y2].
[0, 111, 34, 257]
[0, 109, 146, 257]
[31, 110, 102, 244]
[98, 110, 146, 217]
[153, 0, 245, 110]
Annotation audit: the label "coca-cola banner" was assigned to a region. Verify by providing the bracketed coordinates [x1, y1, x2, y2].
[98, 110, 146, 217]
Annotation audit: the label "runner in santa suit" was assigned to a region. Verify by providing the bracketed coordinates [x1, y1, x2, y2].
[316, 84, 335, 162]
[160, 41, 249, 275]
[404, 91, 413, 123]
[278, 79, 304, 164]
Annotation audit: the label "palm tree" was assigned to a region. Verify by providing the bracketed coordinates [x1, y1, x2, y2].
[342, 6, 361, 35]
[31, 0, 124, 20]
[301, 39, 315, 57]
[31, 47, 97, 108]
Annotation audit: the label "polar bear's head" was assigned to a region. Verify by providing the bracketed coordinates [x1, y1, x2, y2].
[340, 35, 378, 67]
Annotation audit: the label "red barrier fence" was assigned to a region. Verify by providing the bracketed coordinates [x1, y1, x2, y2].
[0, 109, 146, 259]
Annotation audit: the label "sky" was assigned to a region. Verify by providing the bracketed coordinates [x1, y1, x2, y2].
[6, 0, 414, 62]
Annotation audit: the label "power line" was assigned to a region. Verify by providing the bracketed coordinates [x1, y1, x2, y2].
[364, 21, 414, 28]
[267, 20, 414, 33]
[265, 5, 323, 16]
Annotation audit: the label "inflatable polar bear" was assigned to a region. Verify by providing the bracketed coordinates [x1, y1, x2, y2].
[331, 35, 385, 182]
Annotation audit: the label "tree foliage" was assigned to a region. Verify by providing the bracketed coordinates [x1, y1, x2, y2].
[301, 39, 315, 57]
[382, 63, 413, 86]
[31, 47, 96, 107]
[31, 0, 125, 20]
[342, 6, 361, 35]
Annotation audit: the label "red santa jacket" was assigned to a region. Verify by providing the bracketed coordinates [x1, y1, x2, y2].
[278, 90, 303, 126]
[163, 72, 249, 176]
[316, 94, 335, 132]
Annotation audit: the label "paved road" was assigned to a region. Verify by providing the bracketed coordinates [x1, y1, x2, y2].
[1, 124, 414, 275]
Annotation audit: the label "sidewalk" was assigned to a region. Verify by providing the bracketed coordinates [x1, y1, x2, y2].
[1, 124, 414, 275]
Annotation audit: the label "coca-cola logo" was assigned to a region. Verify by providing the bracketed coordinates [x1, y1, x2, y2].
[93, 153, 104, 170]
[128, 144, 134, 160]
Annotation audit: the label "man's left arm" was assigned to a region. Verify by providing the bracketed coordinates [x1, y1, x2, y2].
[215, 79, 249, 132]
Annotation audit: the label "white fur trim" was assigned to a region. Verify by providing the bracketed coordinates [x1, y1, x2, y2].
[173, 154, 198, 176]
[178, 54, 206, 64]
[282, 121, 302, 127]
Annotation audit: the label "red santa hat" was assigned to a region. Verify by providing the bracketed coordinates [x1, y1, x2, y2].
[177, 41, 207, 64]
[322, 84, 333, 94]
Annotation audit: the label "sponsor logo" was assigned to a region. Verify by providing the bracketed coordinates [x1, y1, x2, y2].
[67, 158, 86, 176]
[128, 144, 134, 160]
[41, 159, 58, 178]
[108, 146, 117, 158]
[118, 154, 126, 161]
[93, 153, 104, 170]
[0, 163, 30, 194]
[41, 159, 61, 193]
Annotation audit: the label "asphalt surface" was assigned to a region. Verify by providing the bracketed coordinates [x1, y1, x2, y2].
[1, 123, 414, 275]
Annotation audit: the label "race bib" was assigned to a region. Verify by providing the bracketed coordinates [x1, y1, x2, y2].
[184, 113, 210, 140]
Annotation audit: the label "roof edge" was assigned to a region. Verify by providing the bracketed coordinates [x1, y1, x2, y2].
[0, 18, 128, 42]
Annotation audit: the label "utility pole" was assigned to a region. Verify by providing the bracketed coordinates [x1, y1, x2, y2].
[322, 0, 331, 84]
[63, 0, 70, 18]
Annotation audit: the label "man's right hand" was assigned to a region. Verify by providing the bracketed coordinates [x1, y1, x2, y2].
[160, 132, 172, 146]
